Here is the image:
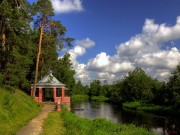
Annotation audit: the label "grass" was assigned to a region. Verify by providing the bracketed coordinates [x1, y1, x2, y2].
[60, 109, 154, 135]
[91, 96, 109, 102]
[71, 94, 89, 102]
[41, 111, 66, 135]
[123, 101, 180, 115]
[0, 87, 40, 135]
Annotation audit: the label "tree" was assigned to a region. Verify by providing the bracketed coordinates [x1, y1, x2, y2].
[53, 53, 76, 91]
[32, 0, 73, 96]
[121, 67, 154, 102]
[32, 0, 54, 97]
[109, 80, 124, 103]
[0, 0, 35, 90]
[166, 63, 180, 108]
[89, 80, 102, 96]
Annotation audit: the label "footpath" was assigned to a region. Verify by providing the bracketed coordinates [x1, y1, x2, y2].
[16, 104, 55, 135]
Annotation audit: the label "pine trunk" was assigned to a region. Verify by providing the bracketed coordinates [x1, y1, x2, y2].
[2, 33, 6, 51]
[33, 25, 44, 97]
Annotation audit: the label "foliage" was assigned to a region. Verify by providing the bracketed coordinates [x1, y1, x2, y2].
[0, 0, 74, 92]
[165, 64, 180, 108]
[53, 53, 76, 90]
[89, 80, 102, 96]
[60, 109, 154, 135]
[121, 67, 154, 102]
[0, 0, 36, 90]
[0, 87, 39, 134]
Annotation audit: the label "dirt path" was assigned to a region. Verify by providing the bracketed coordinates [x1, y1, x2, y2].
[16, 104, 55, 135]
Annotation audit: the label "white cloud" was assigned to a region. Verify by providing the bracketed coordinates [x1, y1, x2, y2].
[62, 17, 180, 84]
[84, 17, 180, 83]
[76, 38, 95, 48]
[66, 38, 95, 84]
[51, 0, 83, 14]
[87, 52, 110, 70]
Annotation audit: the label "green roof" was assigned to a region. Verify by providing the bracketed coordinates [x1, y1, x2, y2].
[33, 73, 65, 88]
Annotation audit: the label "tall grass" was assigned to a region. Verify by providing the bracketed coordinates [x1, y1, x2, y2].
[41, 112, 66, 135]
[61, 109, 154, 135]
[0, 87, 39, 135]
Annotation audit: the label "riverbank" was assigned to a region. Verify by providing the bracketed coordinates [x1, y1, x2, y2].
[123, 101, 180, 115]
[91, 96, 109, 102]
[71, 94, 89, 102]
[0, 87, 40, 134]
[71, 95, 110, 102]
[62, 109, 153, 135]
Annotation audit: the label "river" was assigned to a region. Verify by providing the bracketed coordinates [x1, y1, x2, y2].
[71, 101, 180, 135]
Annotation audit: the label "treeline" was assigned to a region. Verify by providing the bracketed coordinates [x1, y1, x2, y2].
[73, 65, 180, 108]
[0, 0, 76, 92]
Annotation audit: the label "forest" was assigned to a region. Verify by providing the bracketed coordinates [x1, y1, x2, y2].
[0, 0, 180, 112]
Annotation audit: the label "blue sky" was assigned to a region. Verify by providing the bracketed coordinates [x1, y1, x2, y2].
[29, 0, 180, 84]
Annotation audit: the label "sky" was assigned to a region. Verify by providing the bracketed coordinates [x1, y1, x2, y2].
[29, 0, 180, 84]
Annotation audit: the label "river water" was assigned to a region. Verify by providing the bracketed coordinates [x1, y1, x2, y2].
[71, 101, 180, 135]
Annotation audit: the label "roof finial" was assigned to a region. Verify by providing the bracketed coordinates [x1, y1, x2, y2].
[48, 69, 53, 75]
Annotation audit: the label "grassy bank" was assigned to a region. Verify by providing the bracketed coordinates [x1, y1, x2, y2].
[71, 94, 89, 102]
[91, 96, 109, 102]
[41, 111, 66, 135]
[60, 109, 153, 135]
[123, 101, 180, 115]
[0, 87, 40, 135]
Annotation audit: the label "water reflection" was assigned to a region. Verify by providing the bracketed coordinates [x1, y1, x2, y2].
[71, 102, 180, 135]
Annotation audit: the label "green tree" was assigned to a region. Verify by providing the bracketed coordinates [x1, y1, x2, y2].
[0, 0, 35, 90]
[121, 67, 154, 102]
[53, 53, 76, 91]
[32, 0, 73, 96]
[89, 80, 102, 96]
[109, 80, 124, 103]
[166, 64, 180, 108]
[73, 80, 83, 95]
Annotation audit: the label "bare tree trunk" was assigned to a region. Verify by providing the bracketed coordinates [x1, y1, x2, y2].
[2, 33, 6, 51]
[33, 25, 44, 97]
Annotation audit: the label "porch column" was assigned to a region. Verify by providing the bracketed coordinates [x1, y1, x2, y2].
[30, 87, 33, 96]
[39, 87, 42, 102]
[53, 87, 56, 98]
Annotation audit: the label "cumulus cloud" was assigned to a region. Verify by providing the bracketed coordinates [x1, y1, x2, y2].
[51, 0, 83, 14]
[63, 17, 180, 84]
[87, 52, 110, 70]
[66, 38, 95, 84]
[76, 38, 95, 48]
[84, 16, 180, 83]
